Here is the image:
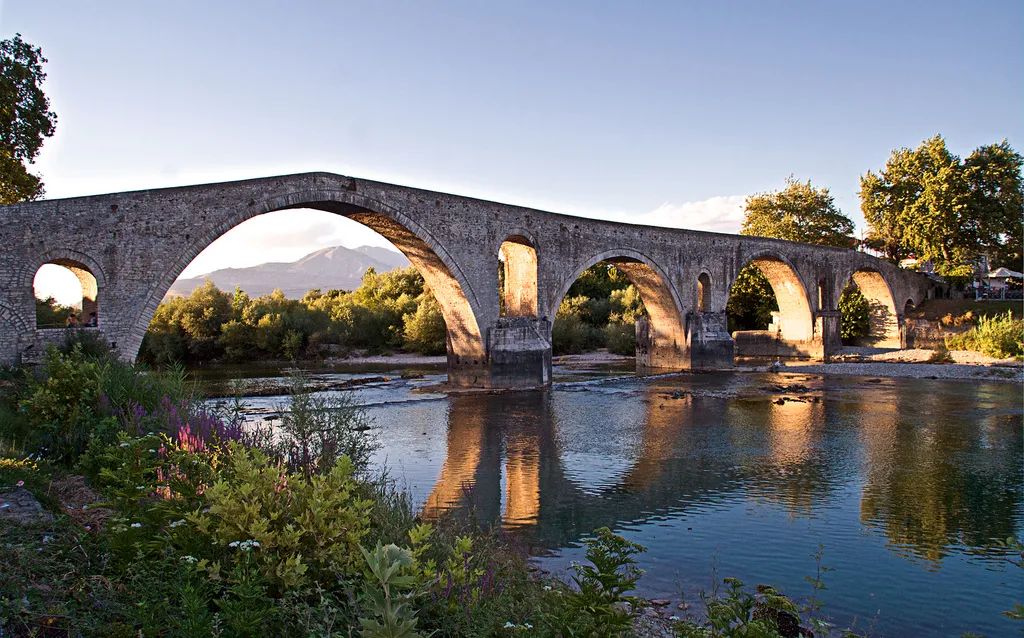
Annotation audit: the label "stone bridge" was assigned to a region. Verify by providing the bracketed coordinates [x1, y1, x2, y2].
[0, 172, 935, 386]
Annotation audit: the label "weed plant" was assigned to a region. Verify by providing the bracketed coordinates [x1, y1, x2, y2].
[946, 311, 1023, 358]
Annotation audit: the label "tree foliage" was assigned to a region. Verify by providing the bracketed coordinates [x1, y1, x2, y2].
[552, 263, 646, 355]
[141, 266, 444, 364]
[0, 34, 57, 204]
[741, 176, 855, 248]
[860, 135, 1023, 272]
[726, 266, 777, 333]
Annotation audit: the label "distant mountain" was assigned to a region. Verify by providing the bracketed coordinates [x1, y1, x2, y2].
[167, 245, 411, 299]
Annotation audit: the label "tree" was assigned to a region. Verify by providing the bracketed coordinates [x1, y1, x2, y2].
[0, 34, 57, 204]
[860, 135, 1023, 273]
[741, 176, 855, 248]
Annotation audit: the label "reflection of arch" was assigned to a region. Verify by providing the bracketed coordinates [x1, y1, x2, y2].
[849, 269, 900, 347]
[500, 235, 538, 317]
[133, 189, 485, 360]
[733, 252, 813, 341]
[697, 273, 711, 313]
[553, 249, 686, 365]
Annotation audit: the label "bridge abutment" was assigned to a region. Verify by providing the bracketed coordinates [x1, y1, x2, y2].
[636, 312, 735, 372]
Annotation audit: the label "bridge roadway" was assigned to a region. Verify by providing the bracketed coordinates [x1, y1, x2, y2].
[0, 172, 935, 385]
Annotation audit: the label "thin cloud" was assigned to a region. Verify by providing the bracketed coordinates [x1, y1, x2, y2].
[616, 195, 748, 235]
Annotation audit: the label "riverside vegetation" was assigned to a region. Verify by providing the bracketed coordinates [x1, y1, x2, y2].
[128, 263, 651, 365]
[10, 338, 1016, 636]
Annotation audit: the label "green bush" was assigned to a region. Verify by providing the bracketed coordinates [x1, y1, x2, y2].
[190, 443, 373, 591]
[726, 265, 777, 333]
[403, 291, 447, 355]
[603, 322, 636, 356]
[19, 345, 113, 463]
[838, 285, 871, 342]
[946, 312, 1024, 358]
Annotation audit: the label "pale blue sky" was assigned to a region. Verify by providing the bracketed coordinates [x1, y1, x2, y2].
[5, 1, 1021, 301]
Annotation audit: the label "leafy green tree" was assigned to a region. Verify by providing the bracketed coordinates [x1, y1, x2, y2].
[403, 290, 447, 355]
[0, 34, 57, 204]
[741, 176, 855, 248]
[726, 267, 777, 333]
[860, 135, 1023, 273]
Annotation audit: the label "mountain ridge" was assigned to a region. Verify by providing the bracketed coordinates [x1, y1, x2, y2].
[167, 245, 410, 299]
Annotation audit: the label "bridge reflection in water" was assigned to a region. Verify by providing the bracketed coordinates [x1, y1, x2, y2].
[412, 376, 1021, 563]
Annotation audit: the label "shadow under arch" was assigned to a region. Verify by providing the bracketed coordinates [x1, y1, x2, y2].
[132, 188, 486, 363]
[847, 268, 900, 348]
[552, 248, 687, 369]
[730, 250, 814, 342]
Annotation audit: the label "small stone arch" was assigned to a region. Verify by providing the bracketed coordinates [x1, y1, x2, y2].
[696, 272, 712, 313]
[730, 250, 814, 342]
[499, 234, 538, 318]
[132, 188, 486, 363]
[24, 249, 107, 329]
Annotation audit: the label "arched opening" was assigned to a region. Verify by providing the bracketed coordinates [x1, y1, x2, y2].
[33, 260, 100, 329]
[551, 253, 685, 369]
[842, 269, 900, 348]
[817, 278, 827, 311]
[499, 235, 538, 317]
[697, 273, 711, 313]
[727, 257, 813, 340]
[137, 199, 484, 375]
[727, 256, 814, 359]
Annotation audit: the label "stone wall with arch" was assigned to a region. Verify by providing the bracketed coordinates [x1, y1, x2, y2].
[0, 172, 936, 386]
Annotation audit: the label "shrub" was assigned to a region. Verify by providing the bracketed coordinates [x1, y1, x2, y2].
[19, 345, 113, 463]
[555, 527, 647, 636]
[946, 312, 1023, 358]
[189, 443, 373, 591]
[603, 322, 636, 356]
[838, 285, 870, 342]
[275, 372, 378, 475]
[403, 292, 447, 355]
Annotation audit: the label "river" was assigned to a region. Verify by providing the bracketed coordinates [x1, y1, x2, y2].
[194, 361, 1023, 636]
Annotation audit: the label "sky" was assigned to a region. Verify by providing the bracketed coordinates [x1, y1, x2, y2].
[4, 1, 1021, 304]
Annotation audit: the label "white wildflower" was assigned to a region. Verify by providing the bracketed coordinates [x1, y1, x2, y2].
[131, 522, 142, 528]
[180, 555, 198, 564]
[169, 519, 186, 528]
[503, 622, 515, 629]
[119, 442, 130, 447]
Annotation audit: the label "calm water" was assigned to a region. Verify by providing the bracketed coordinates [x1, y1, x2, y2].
[196, 363, 1024, 637]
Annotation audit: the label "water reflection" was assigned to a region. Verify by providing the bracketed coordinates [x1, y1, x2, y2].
[856, 380, 1023, 564]
[416, 376, 1022, 567]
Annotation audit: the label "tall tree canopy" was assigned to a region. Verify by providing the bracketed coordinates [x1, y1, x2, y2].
[0, 33, 57, 204]
[860, 135, 1023, 274]
[740, 176, 856, 248]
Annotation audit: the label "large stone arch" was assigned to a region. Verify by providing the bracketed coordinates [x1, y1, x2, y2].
[552, 248, 687, 369]
[129, 188, 485, 364]
[730, 250, 814, 342]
